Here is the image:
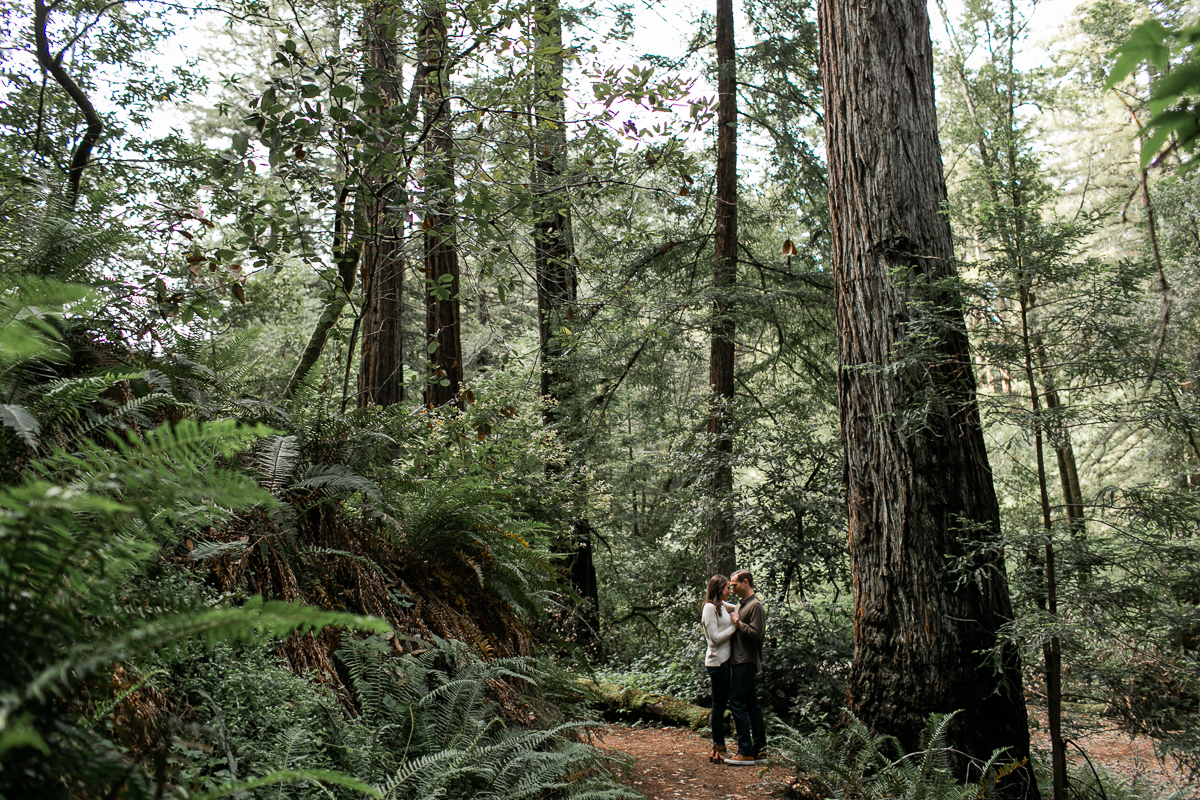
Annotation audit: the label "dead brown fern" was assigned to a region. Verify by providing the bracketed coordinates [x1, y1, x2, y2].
[197, 496, 538, 722]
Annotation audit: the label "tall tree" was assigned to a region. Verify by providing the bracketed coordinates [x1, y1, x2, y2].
[421, 0, 463, 409]
[357, 0, 407, 408]
[531, 2, 575, 417]
[705, 0, 738, 577]
[530, 0, 599, 650]
[817, 0, 1035, 791]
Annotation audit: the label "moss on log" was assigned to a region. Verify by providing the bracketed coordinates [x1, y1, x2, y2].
[579, 680, 720, 730]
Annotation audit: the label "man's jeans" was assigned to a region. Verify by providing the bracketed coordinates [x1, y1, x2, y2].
[706, 661, 731, 747]
[729, 662, 765, 757]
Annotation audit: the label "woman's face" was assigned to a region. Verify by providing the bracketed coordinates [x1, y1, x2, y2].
[721, 582, 731, 601]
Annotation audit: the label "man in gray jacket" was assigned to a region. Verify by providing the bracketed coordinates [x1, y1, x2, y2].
[724, 569, 767, 765]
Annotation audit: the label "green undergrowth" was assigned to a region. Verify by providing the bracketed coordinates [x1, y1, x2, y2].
[164, 636, 641, 800]
[0, 219, 637, 800]
[771, 710, 1193, 800]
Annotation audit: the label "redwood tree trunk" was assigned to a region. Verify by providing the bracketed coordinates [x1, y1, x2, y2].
[358, 232, 405, 407]
[706, 0, 737, 578]
[358, 2, 405, 408]
[818, 0, 1035, 792]
[421, 3, 463, 409]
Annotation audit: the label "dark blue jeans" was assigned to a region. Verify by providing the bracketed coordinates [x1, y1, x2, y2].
[729, 662, 765, 757]
[706, 661, 731, 746]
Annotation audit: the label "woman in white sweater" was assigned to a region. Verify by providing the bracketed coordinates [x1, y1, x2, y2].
[701, 574, 739, 763]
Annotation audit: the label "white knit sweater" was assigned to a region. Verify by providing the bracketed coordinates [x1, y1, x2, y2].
[701, 602, 738, 667]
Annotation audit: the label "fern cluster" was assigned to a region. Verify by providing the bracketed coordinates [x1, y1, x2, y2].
[187, 393, 563, 670]
[156, 635, 637, 800]
[0, 216, 388, 797]
[324, 637, 637, 800]
[0, 413, 392, 797]
[772, 711, 1028, 800]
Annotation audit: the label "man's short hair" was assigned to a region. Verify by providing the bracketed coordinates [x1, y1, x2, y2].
[731, 569, 753, 588]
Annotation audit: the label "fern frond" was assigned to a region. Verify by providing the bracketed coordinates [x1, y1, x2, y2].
[378, 747, 473, 799]
[83, 666, 168, 731]
[204, 330, 262, 375]
[194, 768, 382, 800]
[273, 724, 315, 770]
[915, 710, 960, 783]
[304, 547, 388, 579]
[57, 391, 171, 447]
[0, 403, 39, 450]
[7, 597, 391, 727]
[0, 277, 91, 368]
[293, 464, 383, 504]
[254, 434, 299, 494]
[189, 539, 251, 561]
[8, 209, 130, 283]
[30, 372, 141, 421]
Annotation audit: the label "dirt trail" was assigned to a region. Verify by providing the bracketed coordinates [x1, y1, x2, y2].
[596, 715, 1197, 800]
[596, 725, 782, 800]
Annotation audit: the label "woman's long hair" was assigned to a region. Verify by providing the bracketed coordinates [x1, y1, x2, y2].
[704, 574, 729, 617]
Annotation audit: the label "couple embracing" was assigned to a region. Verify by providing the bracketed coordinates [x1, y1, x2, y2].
[701, 570, 766, 765]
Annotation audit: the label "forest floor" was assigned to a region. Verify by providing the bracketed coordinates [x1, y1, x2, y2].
[1026, 705, 1194, 796]
[595, 724, 786, 800]
[594, 706, 1197, 800]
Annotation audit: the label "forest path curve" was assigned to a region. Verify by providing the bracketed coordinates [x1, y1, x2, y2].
[596, 725, 784, 800]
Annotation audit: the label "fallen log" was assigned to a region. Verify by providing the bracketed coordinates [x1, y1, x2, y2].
[579, 680, 729, 731]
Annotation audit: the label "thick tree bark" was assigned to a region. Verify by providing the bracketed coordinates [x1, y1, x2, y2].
[358, 233, 405, 407]
[818, 0, 1035, 793]
[421, 3, 463, 409]
[705, 0, 737, 579]
[357, 2, 406, 408]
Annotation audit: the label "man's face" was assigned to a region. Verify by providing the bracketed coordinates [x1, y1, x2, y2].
[730, 575, 750, 599]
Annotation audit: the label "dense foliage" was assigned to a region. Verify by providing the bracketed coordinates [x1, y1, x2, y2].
[1, 0, 1198, 796]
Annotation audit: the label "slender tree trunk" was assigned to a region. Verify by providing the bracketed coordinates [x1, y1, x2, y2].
[357, 2, 406, 409]
[421, 1, 463, 409]
[285, 190, 362, 400]
[1018, 286, 1067, 800]
[705, 0, 737, 579]
[1035, 344, 1085, 540]
[943, 16, 1074, 789]
[818, 0, 1035, 793]
[532, 1, 576, 415]
[531, 2, 599, 654]
[34, 0, 102, 211]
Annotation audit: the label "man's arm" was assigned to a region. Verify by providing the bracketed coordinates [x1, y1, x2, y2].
[738, 600, 765, 646]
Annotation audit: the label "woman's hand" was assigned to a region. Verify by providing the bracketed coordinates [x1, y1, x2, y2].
[730, 611, 740, 624]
